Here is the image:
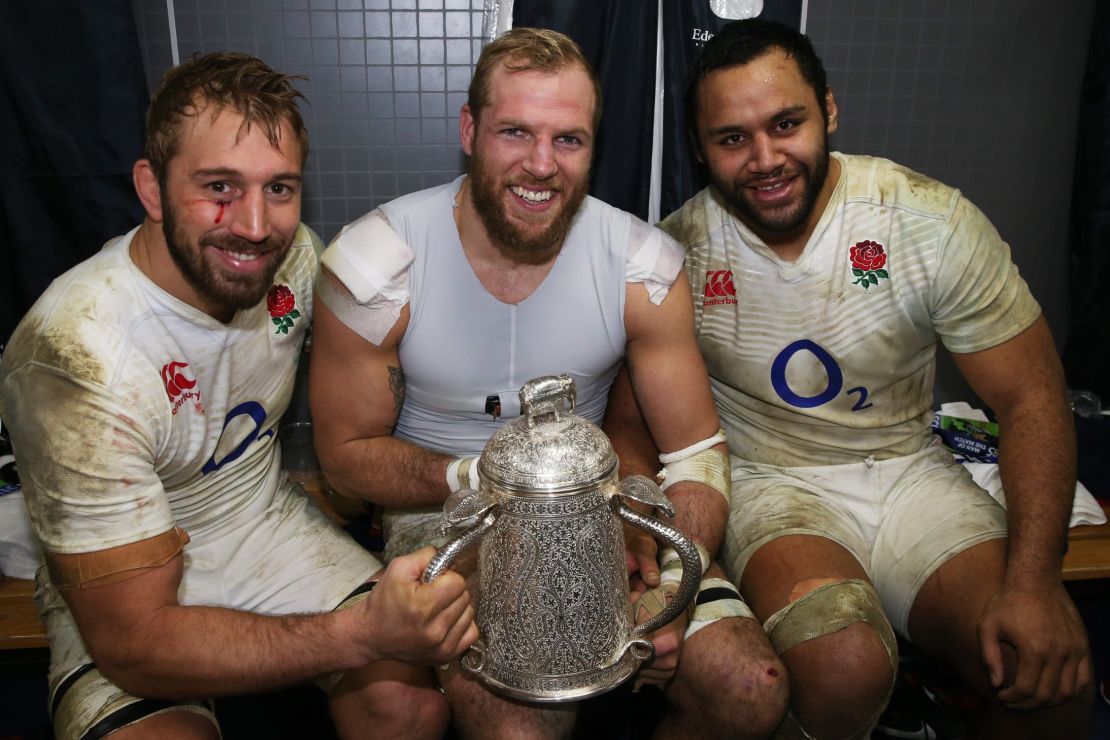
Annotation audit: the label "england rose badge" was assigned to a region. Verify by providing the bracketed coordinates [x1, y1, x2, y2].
[849, 240, 889, 290]
[267, 284, 301, 334]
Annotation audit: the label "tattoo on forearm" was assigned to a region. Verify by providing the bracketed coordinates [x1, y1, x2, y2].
[388, 365, 406, 415]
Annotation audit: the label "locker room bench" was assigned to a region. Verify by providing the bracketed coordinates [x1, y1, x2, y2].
[1, 504, 1107, 652]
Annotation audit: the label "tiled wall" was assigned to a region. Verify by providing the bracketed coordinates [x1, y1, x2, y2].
[132, 0, 485, 243]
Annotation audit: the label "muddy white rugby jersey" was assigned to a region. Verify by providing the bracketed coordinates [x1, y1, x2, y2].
[661, 152, 1040, 467]
[0, 225, 320, 553]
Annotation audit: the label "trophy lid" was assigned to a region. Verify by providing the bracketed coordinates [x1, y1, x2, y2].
[479, 375, 617, 493]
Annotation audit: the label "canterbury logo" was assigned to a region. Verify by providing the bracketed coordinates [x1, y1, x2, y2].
[161, 361, 202, 415]
[703, 270, 737, 306]
[705, 270, 736, 297]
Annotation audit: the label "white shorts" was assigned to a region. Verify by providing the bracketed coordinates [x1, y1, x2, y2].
[721, 438, 1007, 637]
[41, 485, 381, 740]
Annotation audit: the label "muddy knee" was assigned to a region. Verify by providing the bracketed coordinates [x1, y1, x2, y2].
[766, 579, 898, 740]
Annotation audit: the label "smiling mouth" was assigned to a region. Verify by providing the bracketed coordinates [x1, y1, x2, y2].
[510, 185, 554, 204]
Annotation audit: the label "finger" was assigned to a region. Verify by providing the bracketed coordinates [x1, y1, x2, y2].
[433, 589, 474, 633]
[421, 568, 469, 606]
[638, 554, 661, 588]
[441, 603, 478, 656]
[387, 546, 438, 581]
[979, 628, 1004, 689]
[998, 650, 1043, 705]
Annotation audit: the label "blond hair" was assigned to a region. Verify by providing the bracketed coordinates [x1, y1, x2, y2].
[468, 27, 601, 131]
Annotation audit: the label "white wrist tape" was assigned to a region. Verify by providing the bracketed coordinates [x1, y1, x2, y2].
[658, 429, 727, 465]
[446, 456, 480, 493]
[658, 544, 710, 586]
[657, 429, 730, 502]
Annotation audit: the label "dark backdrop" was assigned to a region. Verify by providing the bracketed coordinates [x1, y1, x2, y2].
[1065, 2, 1110, 402]
[0, 0, 148, 347]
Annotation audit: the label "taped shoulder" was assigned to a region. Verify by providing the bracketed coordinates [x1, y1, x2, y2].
[626, 218, 685, 305]
[320, 210, 414, 304]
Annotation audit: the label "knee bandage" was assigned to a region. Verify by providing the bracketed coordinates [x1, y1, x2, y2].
[764, 579, 898, 740]
[446, 456, 480, 493]
[657, 429, 730, 503]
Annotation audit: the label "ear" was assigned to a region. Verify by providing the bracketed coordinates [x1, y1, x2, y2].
[460, 104, 477, 157]
[689, 128, 705, 165]
[133, 160, 164, 223]
[824, 88, 839, 136]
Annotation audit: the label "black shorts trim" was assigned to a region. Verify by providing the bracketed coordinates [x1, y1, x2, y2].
[79, 698, 185, 740]
[51, 663, 97, 718]
[334, 578, 377, 609]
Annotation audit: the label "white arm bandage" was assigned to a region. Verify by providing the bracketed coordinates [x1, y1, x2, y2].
[318, 210, 413, 345]
[625, 218, 685, 306]
[657, 429, 730, 503]
[446, 456, 480, 493]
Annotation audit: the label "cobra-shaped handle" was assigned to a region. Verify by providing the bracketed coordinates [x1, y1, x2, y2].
[613, 500, 702, 640]
[420, 511, 496, 584]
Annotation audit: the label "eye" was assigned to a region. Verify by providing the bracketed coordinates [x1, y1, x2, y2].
[500, 127, 525, 138]
[718, 133, 747, 146]
[206, 181, 230, 194]
[555, 135, 582, 147]
[268, 182, 297, 197]
[774, 119, 799, 133]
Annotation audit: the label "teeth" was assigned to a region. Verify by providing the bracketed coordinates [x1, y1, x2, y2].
[757, 182, 786, 192]
[511, 186, 553, 203]
[225, 250, 261, 261]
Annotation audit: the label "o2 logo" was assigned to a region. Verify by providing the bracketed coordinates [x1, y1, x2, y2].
[201, 401, 274, 474]
[770, 340, 873, 412]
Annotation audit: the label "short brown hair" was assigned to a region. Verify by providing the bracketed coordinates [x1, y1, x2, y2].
[143, 52, 308, 181]
[468, 27, 602, 132]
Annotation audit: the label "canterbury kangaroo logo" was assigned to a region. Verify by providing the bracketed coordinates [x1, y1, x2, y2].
[704, 270, 736, 297]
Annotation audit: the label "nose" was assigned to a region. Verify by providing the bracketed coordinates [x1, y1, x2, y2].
[749, 133, 786, 175]
[227, 190, 271, 243]
[523, 139, 557, 180]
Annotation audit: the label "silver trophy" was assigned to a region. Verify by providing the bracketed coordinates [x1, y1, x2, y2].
[423, 375, 701, 702]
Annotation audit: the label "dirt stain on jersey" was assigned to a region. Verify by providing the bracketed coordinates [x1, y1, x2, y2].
[36, 326, 106, 386]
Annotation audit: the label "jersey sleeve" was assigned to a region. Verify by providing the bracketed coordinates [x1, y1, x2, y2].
[317, 210, 413, 346]
[2, 363, 175, 556]
[626, 217, 685, 305]
[930, 196, 1042, 353]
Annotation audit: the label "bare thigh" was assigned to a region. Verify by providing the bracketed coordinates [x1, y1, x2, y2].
[906, 537, 1006, 692]
[106, 709, 219, 740]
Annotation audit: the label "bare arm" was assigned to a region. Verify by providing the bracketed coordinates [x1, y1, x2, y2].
[619, 273, 729, 554]
[56, 544, 475, 699]
[951, 316, 1090, 705]
[310, 275, 452, 507]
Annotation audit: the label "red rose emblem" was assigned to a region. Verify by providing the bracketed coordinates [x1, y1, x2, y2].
[849, 241, 887, 271]
[267, 284, 296, 318]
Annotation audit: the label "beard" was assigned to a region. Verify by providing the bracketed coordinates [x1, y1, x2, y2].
[162, 199, 290, 315]
[715, 137, 831, 236]
[468, 147, 588, 264]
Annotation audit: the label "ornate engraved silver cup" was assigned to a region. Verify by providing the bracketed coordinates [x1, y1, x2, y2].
[422, 375, 701, 702]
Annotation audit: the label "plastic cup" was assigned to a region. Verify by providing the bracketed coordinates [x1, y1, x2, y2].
[279, 422, 319, 485]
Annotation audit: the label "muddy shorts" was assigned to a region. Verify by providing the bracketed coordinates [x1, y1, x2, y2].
[41, 487, 381, 740]
[720, 438, 1007, 636]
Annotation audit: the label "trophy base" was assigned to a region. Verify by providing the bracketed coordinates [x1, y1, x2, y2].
[469, 649, 641, 703]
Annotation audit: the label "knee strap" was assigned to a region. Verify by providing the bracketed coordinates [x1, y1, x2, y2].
[684, 578, 754, 639]
[763, 579, 896, 664]
[764, 579, 898, 740]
